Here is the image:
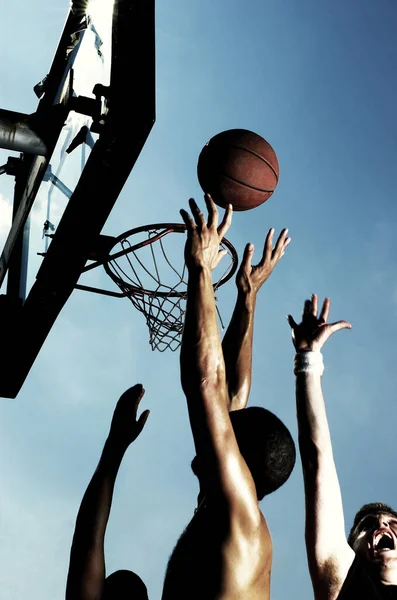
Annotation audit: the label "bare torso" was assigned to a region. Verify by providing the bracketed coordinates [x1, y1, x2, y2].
[161, 501, 271, 600]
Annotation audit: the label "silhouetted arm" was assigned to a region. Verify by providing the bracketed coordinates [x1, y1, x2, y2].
[179, 196, 260, 524]
[222, 230, 290, 411]
[288, 296, 354, 600]
[66, 385, 149, 600]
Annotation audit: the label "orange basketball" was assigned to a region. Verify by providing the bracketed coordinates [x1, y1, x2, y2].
[197, 129, 279, 211]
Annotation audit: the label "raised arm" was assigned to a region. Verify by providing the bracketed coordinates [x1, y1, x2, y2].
[66, 385, 149, 600]
[222, 229, 290, 411]
[287, 295, 354, 600]
[179, 195, 259, 515]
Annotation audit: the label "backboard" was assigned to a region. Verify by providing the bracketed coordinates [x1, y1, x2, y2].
[0, 0, 155, 398]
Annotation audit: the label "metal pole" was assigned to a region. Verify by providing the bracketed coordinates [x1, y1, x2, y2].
[6, 155, 31, 302]
[0, 109, 47, 155]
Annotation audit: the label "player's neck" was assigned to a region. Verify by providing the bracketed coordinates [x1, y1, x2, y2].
[370, 563, 397, 587]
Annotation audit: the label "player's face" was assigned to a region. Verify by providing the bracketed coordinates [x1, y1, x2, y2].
[353, 513, 397, 565]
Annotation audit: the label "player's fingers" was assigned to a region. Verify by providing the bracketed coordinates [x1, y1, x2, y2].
[137, 409, 151, 431]
[303, 299, 312, 318]
[217, 203, 233, 238]
[116, 385, 145, 416]
[311, 293, 318, 317]
[214, 248, 228, 268]
[130, 386, 146, 412]
[328, 320, 352, 335]
[273, 228, 289, 256]
[287, 314, 298, 330]
[180, 209, 195, 231]
[204, 193, 218, 229]
[260, 228, 274, 264]
[188, 198, 206, 230]
[275, 231, 291, 262]
[241, 242, 254, 271]
[274, 236, 292, 261]
[120, 383, 144, 401]
[319, 297, 330, 323]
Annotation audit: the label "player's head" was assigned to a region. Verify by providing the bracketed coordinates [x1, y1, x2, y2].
[104, 570, 148, 600]
[191, 407, 296, 500]
[348, 503, 397, 566]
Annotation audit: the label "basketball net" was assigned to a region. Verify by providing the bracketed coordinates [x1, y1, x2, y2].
[99, 223, 238, 352]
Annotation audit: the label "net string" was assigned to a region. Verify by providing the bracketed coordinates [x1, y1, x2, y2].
[106, 227, 235, 352]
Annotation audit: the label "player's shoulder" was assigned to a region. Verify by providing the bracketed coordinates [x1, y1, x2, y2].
[226, 503, 271, 561]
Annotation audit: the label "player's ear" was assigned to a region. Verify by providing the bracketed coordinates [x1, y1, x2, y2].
[191, 455, 200, 477]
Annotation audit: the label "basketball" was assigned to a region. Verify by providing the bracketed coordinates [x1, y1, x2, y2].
[197, 129, 279, 211]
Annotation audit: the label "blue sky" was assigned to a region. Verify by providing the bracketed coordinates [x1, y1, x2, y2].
[1, 0, 397, 598]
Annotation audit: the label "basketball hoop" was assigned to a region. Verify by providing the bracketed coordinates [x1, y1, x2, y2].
[76, 223, 238, 352]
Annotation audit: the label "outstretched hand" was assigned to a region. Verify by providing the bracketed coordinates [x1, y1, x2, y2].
[236, 228, 290, 295]
[108, 384, 150, 449]
[180, 194, 233, 272]
[287, 294, 352, 352]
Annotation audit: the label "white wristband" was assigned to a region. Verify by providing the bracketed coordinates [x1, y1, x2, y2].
[294, 351, 324, 376]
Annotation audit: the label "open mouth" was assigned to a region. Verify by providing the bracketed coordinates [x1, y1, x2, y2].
[373, 531, 395, 553]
